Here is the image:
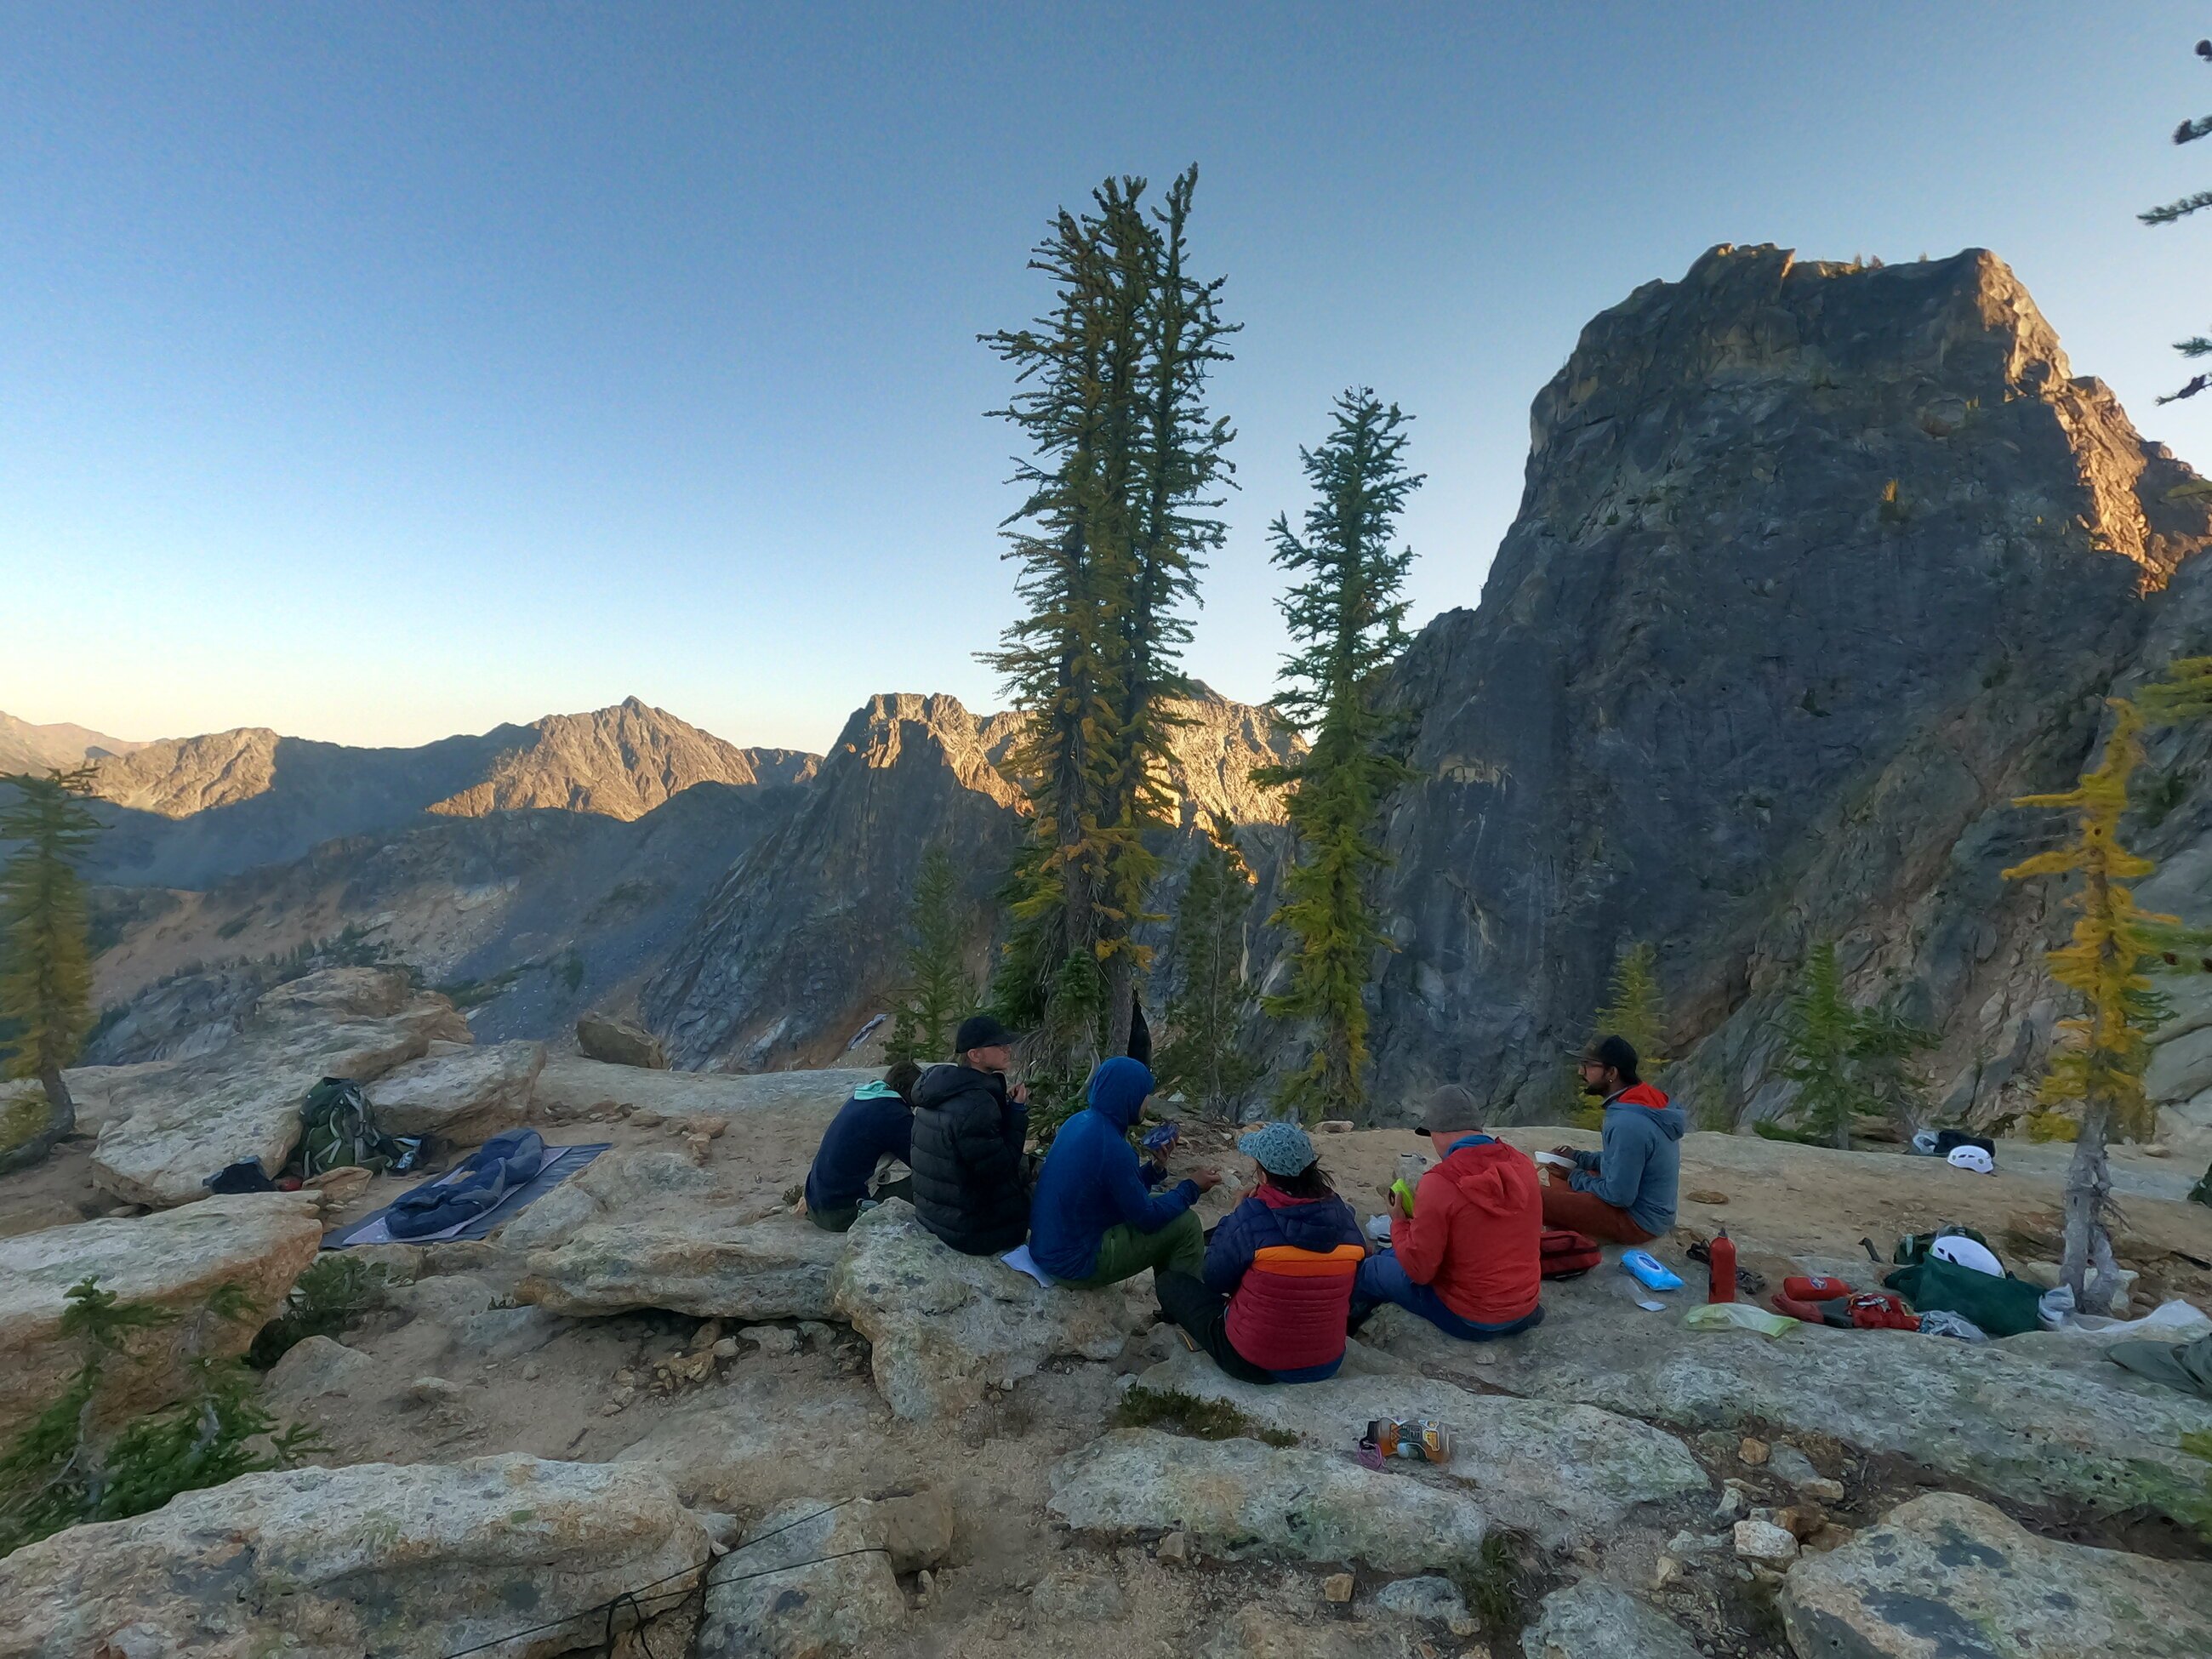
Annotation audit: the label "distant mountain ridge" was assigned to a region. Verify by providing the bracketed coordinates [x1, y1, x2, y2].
[0, 712, 142, 775]
[76, 698, 820, 890]
[83, 683, 1301, 1072]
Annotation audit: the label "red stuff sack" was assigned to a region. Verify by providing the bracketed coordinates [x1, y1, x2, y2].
[1540, 1228, 1602, 1280]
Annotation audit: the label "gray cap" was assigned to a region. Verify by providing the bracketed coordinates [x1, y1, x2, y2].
[1416, 1084, 1482, 1138]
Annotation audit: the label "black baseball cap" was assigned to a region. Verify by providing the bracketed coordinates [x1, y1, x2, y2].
[1581, 1035, 1639, 1080]
[955, 1013, 1019, 1053]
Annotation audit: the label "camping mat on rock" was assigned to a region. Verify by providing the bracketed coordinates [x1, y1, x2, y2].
[322, 1143, 610, 1248]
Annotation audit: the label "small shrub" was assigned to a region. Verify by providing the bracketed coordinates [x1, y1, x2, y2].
[2182, 1429, 2212, 1545]
[0, 1090, 48, 1157]
[1, 1279, 322, 1557]
[1115, 1384, 1298, 1447]
[2024, 1109, 2080, 1144]
[214, 910, 255, 940]
[558, 952, 585, 994]
[1752, 1119, 1832, 1148]
[1451, 1528, 1533, 1635]
[247, 1255, 389, 1370]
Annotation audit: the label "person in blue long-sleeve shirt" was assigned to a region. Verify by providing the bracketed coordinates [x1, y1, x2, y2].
[1029, 1057, 1218, 1286]
[804, 1059, 921, 1232]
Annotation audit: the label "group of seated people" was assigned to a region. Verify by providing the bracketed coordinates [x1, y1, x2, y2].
[802, 1014, 1683, 1384]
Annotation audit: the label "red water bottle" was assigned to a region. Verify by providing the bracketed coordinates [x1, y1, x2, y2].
[1707, 1227, 1736, 1304]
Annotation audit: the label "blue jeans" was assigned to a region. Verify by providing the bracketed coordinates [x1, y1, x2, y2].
[1348, 1251, 1544, 1342]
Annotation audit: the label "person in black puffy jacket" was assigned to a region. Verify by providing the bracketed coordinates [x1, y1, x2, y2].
[907, 1014, 1031, 1255]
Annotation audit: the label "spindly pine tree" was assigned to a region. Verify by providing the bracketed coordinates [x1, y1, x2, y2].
[1779, 940, 1861, 1149]
[2003, 699, 2171, 1314]
[982, 168, 1234, 1105]
[1154, 831, 1261, 1119]
[0, 767, 99, 1175]
[2140, 37, 2212, 403]
[1570, 942, 1668, 1129]
[886, 844, 978, 1066]
[1258, 391, 1422, 1119]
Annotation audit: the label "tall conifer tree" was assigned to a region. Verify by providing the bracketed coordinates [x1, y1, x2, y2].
[1779, 941, 1859, 1149]
[2003, 701, 2169, 1313]
[1569, 942, 1667, 1129]
[2141, 38, 2212, 402]
[1154, 832, 1261, 1118]
[0, 767, 99, 1174]
[1258, 391, 1422, 1118]
[982, 168, 1234, 1102]
[885, 843, 976, 1066]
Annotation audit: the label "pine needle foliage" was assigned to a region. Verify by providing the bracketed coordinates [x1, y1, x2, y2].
[1779, 942, 1861, 1149]
[886, 844, 978, 1067]
[0, 1277, 320, 1557]
[2003, 699, 2173, 1312]
[2140, 38, 2212, 401]
[0, 767, 100, 1174]
[1258, 391, 1422, 1120]
[1776, 942, 1938, 1149]
[982, 167, 1236, 1105]
[1154, 833, 1261, 1118]
[1570, 942, 1668, 1129]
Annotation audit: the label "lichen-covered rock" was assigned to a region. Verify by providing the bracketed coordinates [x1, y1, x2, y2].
[0, 1192, 322, 1440]
[0, 1453, 710, 1658]
[531, 1056, 879, 1121]
[502, 1139, 841, 1320]
[264, 1333, 377, 1405]
[520, 1209, 844, 1320]
[1134, 1349, 1707, 1543]
[1049, 1428, 1491, 1575]
[496, 1140, 727, 1253]
[1522, 1580, 1705, 1659]
[1371, 1576, 1469, 1626]
[1366, 1279, 2212, 1523]
[1780, 1491, 2212, 1658]
[694, 1495, 906, 1658]
[368, 1039, 545, 1139]
[89, 967, 470, 1207]
[576, 1008, 668, 1069]
[829, 1200, 1147, 1419]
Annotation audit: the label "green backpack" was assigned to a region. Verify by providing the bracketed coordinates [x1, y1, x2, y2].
[297, 1077, 396, 1177]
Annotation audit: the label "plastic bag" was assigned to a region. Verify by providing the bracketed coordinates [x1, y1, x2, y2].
[1918, 1308, 1989, 1343]
[1683, 1302, 1799, 1337]
[2038, 1288, 2209, 1340]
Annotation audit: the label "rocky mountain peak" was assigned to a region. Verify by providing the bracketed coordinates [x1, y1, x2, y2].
[1529, 243, 2206, 586]
[1341, 243, 2212, 1120]
[826, 693, 1024, 809]
[90, 727, 288, 818]
[0, 711, 143, 776]
[426, 698, 791, 821]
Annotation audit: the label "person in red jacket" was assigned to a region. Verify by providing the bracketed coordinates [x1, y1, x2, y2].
[1347, 1085, 1543, 1341]
[1155, 1119, 1367, 1383]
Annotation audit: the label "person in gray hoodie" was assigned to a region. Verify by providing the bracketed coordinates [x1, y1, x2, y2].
[1541, 1035, 1685, 1243]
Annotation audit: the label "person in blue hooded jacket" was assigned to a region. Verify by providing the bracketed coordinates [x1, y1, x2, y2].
[1029, 1057, 1218, 1286]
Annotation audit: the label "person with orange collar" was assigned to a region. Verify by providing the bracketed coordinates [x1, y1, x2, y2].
[1346, 1086, 1543, 1342]
[1542, 1035, 1685, 1244]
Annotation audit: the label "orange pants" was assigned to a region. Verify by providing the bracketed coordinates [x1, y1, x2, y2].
[1541, 1181, 1656, 1246]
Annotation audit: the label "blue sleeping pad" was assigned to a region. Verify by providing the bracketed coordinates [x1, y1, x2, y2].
[386, 1128, 547, 1240]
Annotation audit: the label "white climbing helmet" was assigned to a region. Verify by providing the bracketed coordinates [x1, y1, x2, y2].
[1929, 1234, 2004, 1277]
[1946, 1144, 1996, 1176]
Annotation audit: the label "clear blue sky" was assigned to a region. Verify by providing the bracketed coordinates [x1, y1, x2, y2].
[7, 3, 2212, 751]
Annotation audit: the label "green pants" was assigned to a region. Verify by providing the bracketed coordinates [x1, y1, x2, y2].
[1066, 1208, 1206, 1287]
